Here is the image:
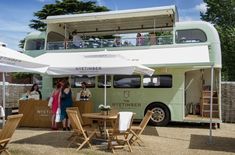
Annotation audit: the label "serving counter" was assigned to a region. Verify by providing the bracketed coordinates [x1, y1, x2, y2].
[19, 100, 93, 128]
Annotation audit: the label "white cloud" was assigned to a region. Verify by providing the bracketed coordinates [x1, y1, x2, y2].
[195, 2, 207, 14]
[96, 0, 105, 6]
[36, 0, 52, 3]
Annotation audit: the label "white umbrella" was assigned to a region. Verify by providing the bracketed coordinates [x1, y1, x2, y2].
[35, 52, 154, 106]
[35, 52, 154, 76]
[0, 46, 48, 125]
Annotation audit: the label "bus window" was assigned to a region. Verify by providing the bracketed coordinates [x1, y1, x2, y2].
[71, 75, 95, 88]
[113, 75, 141, 88]
[25, 39, 45, 50]
[143, 75, 172, 88]
[175, 29, 207, 43]
[98, 75, 112, 88]
[52, 77, 68, 88]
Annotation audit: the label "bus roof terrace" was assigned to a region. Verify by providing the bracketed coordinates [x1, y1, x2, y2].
[44, 5, 178, 50]
[44, 5, 178, 34]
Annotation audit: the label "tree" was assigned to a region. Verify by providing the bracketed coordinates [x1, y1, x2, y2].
[201, 0, 235, 81]
[29, 0, 109, 31]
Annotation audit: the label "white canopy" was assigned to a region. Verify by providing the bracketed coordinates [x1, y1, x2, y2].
[0, 46, 48, 72]
[0, 46, 48, 126]
[35, 53, 154, 76]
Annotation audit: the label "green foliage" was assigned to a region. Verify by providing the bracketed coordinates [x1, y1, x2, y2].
[12, 73, 33, 79]
[201, 0, 235, 81]
[18, 38, 25, 49]
[29, 0, 109, 31]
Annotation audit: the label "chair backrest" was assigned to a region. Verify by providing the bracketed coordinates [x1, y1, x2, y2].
[115, 112, 133, 133]
[139, 110, 154, 133]
[0, 114, 23, 140]
[66, 109, 86, 136]
[66, 107, 84, 125]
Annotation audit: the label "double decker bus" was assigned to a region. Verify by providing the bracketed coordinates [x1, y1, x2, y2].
[24, 5, 221, 126]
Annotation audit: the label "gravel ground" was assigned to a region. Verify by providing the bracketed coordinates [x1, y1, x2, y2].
[7, 123, 235, 155]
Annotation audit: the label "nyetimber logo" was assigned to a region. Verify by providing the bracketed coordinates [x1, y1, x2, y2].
[0, 56, 22, 65]
[75, 67, 102, 71]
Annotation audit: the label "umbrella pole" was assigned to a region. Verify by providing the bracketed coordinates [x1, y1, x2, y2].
[104, 74, 107, 139]
[104, 74, 107, 106]
[209, 65, 214, 144]
[2, 72, 6, 126]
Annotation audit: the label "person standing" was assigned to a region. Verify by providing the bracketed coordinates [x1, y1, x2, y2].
[30, 83, 42, 100]
[60, 80, 73, 130]
[77, 82, 92, 100]
[50, 81, 62, 130]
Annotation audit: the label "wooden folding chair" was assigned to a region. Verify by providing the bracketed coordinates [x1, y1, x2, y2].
[0, 114, 23, 155]
[106, 112, 134, 153]
[66, 109, 96, 151]
[66, 107, 90, 127]
[129, 110, 154, 146]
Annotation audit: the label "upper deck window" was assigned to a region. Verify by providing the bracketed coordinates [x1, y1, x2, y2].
[25, 39, 45, 50]
[175, 29, 207, 43]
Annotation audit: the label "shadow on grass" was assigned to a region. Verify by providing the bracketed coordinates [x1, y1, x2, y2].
[12, 130, 112, 152]
[12, 131, 73, 148]
[189, 134, 235, 153]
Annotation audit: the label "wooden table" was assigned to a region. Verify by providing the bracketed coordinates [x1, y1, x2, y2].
[82, 112, 117, 137]
[19, 100, 93, 128]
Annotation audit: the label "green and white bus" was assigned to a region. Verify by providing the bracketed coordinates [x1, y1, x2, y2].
[24, 5, 221, 126]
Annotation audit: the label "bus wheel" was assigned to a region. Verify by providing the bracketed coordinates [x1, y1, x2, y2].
[146, 103, 170, 126]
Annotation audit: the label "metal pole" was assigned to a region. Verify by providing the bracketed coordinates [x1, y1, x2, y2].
[2, 72, 6, 126]
[154, 19, 156, 34]
[209, 65, 214, 144]
[104, 74, 107, 106]
[104, 74, 107, 139]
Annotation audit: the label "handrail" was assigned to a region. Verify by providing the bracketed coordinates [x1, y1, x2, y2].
[46, 35, 173, 50]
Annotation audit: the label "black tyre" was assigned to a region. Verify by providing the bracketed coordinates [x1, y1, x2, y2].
[146, 103, 170, 126]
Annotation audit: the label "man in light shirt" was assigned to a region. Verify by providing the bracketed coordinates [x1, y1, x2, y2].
[72, 31, 83, 48]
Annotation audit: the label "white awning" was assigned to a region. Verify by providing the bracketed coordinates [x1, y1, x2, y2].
[111, 45, 211, 67]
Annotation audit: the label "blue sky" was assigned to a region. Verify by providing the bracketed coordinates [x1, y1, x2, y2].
[0, 0, 206, 51]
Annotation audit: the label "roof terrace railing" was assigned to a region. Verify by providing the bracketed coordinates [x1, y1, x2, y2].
[46, 35, 173, 50]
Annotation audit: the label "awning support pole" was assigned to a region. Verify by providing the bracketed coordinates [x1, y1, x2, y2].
[209, 65, 214, 144]
[2, 72, 6, 126]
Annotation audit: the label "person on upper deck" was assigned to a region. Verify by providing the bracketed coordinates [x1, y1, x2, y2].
[136, 33, 144, 46]
[149, 32, 157, 45]
[72, 31, 83, 48]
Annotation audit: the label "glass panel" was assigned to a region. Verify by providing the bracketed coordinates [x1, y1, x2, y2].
[71, 75, 95, 88]
[175, 29, 207, 43]
[25, 39, 45, 50]
[143, 75, 172, 88]
[98, 75, 112, 88]
[113, 75, 141, 88]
